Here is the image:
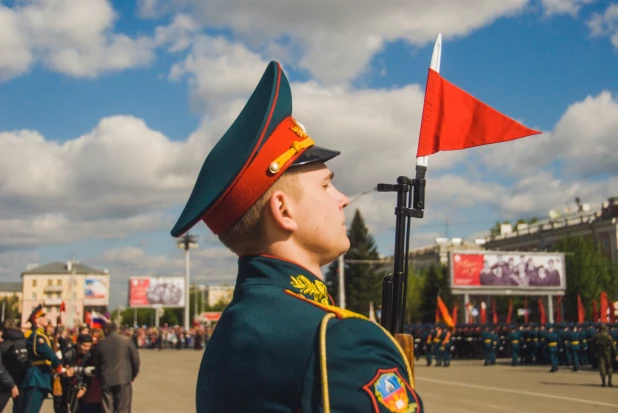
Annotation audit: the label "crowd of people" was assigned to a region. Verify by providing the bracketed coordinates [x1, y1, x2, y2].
[411, 322, 618, 386]
[0, 305, 140, 413]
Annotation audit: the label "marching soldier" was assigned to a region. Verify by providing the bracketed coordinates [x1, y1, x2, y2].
[22, 305, 72, 413]
[440, 327, 452, 367]
[546, 324, 560, 373]
[589, 324, 617, 387]
[425, 327, 435, 366]
[481, 327, 493, 366]
[433, 326, 443, 367]
[174, 61, 424, 412]
[509, 325, 521, 366]
[570, 326, 580, 372]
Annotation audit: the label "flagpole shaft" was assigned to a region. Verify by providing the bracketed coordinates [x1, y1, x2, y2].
[547, 295, 553, 324]
[463, 294, 469, 324]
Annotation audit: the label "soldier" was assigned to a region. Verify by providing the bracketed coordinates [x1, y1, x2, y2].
[425, 327, 435, 366]
[589, 324, 617, 387]
[173, 61, 424, 412]
[509, 325, 521, 366]
[579, 324, 589, 366]
[433, 326, 444, 367]
[440, 327, 452, 367]
[546, 324, 560, 373]
[22, 305, 72, 413]
[481, 327, 493, 366]
[570, 326, 580, 372]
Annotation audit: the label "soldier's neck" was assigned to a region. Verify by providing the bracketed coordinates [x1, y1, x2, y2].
[260, 243, 324, 280]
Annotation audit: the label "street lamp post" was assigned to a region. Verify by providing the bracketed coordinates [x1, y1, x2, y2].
[177, 233, 199, 330]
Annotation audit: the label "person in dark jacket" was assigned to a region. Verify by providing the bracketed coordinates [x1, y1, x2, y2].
[93, 323, 139, 413]
[0, 341, 19, 413]
[0, 320, 27, 413]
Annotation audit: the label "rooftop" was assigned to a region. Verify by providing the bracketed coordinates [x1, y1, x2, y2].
[21, 261, 108, 276]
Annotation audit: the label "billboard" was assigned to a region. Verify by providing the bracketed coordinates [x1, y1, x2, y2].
[128, 277, 185, 308]
[450, 251, 566, 294]
[84, 276, 109, 305]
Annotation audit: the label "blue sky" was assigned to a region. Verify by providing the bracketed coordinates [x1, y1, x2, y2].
[1, 0, 617, 307]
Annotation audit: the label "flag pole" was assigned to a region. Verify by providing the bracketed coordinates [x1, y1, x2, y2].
[379, 33, 441, 336]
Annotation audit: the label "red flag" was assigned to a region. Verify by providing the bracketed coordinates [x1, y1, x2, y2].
[555, 296, 562, 323]
[435, 307, 440, 323]
[417, 69, 541, 157]
[492, 299, 498, 324]
[524, 297, 529, 324]
[437, 296, 455, 328]
[465, 301, 473, 322]
[593, 300, 599, 322]
[610, 300, 616, 323]
[600, 291, 609, 322]
[452, 304, 458, 326]
[60, 301, 66, 312]
[506, 299, 513, 324]
[85, 311, 92, 326]
[480, 302, 487, 325]
[577, 294, 585, 324]
[538, 298, 546, 325]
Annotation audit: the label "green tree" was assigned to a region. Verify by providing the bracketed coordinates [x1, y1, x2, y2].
[417, 264, 453, 323]
[325, 210, 382, 316]
[404, 267, 425, 323]
[0, 295, 21, 322]
[553, 235, 617, 322]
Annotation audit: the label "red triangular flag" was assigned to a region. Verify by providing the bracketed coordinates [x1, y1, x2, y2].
[538, 298, 546, 325]
[506, 299, 513, 324]
[555, 296, 562, 323]
[592, 300, 599, 322]
[600, 291, 609, 322]
[60, 301, 66, 312]
[610, 300, 616, 323]
[417, 69, 541, 157]
[480, 302, 487, 325]
[437, 296, 455, 328]
[524, 297, 529, 324]
[451, 304, 458, 326]
[577, 294, 585, 324]
[492, 299, 498, 324]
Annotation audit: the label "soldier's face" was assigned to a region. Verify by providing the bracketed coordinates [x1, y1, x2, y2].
[37, 316, 49, 328]
[292, 163, 350, 265]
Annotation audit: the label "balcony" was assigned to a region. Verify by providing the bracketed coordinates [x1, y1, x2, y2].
[44, 285, 64, 293]
[43, 298, 63, 306]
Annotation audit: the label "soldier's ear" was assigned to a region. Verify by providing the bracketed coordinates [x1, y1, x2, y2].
[266, 190, 299, 233]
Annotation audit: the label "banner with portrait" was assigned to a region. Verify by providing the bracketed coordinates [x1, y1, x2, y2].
[128, 277, 185, 308]
[450, 251, 566, 294]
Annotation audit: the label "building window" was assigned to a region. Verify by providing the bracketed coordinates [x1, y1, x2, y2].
[32, 280, 37, 287]
[48, 279, 52, 286]
[32, 293, 36, 299]
[56, 293, 61, 299]
[72, 292, 77, 299]
[57, 279, 62, 286]
[46, 293, 51, 299]
[602, 235, 609, 250]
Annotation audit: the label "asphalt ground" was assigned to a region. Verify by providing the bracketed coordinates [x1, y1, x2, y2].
[28, 350, 617, 413]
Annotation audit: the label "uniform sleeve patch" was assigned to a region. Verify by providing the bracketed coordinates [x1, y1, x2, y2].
[363, 368, 419, 413]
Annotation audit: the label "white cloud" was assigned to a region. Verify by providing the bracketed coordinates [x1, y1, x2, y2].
[161, 0, 529, 84]
[0, 0, 156, 80]
[0, 250, 41, 278]
[587, 3, 618, 48]
[540, 0, 596, 16]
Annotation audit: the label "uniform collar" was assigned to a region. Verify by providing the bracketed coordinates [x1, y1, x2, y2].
[237, 255, 332, 305]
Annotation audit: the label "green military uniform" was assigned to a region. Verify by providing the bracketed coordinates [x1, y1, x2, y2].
[481, 329, 493, 366]
[171, 61, 424, 412]
[440, 328, 452, 367]
[425, 329, 435, 366]
[22, 306, 62, 413]
[570, 327, 580, 372]
[509, 327, 520, 366]
[545, 325, 559, 373]
[590, 324, 617, 387]
[432, 327, 443, 367]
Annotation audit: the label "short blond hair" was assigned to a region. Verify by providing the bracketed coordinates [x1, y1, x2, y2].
[218, 170, 303, 255]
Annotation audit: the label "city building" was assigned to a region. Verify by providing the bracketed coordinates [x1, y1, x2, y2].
[484, 197, 618, 265]
[205, 285, 235, 307]
[407, 238, 485, 270]
[21, 261, 110, 328]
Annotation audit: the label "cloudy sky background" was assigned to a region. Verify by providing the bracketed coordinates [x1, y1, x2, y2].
[1, 0, 617, 307]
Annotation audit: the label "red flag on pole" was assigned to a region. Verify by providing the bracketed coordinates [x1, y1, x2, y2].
[538, 298, 546, 325]
[600, 291, 609, 322]
[452, 304, 458, 326]
[506, 299, 513, 324]
[577, 294, 585, 324]
[60, 301, 66, 313]
[492, 299, 498, 324]
[465, 301, 473, 322]
[480, 302, 487, 325]
[435, 307, 440, 323]
[524, 297, 529, 324]
[437, 296, 455, 328]
[610, 300, 616, 323]
[555, 296, 562, 323]
[417, 69, 541, 157]
[593, 300, 599, 322]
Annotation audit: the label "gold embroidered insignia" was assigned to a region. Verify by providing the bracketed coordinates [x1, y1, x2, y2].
[290, 275, 329, 305]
